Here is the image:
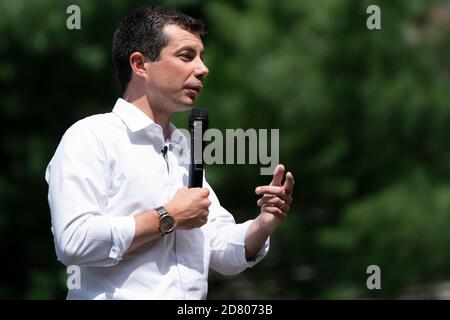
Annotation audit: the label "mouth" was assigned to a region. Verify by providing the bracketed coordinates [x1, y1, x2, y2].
[184, 85, 202, 98]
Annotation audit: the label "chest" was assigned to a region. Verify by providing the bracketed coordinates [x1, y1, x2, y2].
[106, 138, 189, 209]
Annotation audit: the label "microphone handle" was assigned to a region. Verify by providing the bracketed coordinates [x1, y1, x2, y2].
[188, 163, 203, 188]
[189, 119, 204, 188]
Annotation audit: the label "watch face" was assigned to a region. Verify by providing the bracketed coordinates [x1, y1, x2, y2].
[160, 214, 175, 233]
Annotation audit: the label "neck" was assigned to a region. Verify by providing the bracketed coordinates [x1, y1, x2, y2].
[123, 90, 172, 140]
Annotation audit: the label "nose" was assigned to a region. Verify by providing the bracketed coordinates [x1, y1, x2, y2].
[194, 58, 209, 79]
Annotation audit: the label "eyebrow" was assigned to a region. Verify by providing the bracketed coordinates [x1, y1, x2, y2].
[175, 45, 204, 55]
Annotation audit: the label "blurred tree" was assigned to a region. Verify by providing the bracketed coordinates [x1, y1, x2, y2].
[0, 0, 448, 299]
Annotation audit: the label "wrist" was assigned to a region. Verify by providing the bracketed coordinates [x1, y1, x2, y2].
[155, 206, 176, 234]
[164, 202, 176, 217]
[255, 212, 279, 237]
[149, 209, 164, 236]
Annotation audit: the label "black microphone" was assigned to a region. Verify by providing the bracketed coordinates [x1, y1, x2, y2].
[161, 145, 169, 172]
[188, 107, 208, 188]
[161, 145, 168, 156]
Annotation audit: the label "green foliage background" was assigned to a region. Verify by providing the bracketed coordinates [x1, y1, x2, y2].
[0, 0, 449, 299]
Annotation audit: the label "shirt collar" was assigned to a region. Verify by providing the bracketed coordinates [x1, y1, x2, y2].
[112, 98, 188, 149]
[112, 98, 159, 133]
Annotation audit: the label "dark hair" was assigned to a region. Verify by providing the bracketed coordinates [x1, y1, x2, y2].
[112, 5, 206, 93]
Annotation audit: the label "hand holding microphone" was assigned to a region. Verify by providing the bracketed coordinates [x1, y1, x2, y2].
[165, 107, 210, 229]
[165, 187, 211, 229]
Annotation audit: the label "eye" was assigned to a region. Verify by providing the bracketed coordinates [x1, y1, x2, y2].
[179, 51, 194, 61]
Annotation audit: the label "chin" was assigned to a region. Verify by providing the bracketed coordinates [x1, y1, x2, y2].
[172, 103, 194, 113]
[169, 95, 197, 113]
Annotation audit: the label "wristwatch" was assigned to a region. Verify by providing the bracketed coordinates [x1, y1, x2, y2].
[156, 206, 175, 234]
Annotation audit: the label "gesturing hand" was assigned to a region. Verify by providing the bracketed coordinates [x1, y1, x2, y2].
[255, 164, 294, 224]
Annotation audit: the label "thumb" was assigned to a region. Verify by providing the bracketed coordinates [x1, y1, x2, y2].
[270, 164, 285, 186]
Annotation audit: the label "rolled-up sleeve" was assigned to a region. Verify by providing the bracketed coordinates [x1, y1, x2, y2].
[203, 181, 270, 276]
[45, 122, 135, 267]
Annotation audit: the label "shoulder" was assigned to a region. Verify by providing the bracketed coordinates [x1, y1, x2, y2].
[64, 112, 123, 140]
[57, 113, 124, 155]
[73, 113, 121, 133]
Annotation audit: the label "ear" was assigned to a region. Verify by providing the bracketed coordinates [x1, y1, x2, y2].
[129, 52, 148, 79]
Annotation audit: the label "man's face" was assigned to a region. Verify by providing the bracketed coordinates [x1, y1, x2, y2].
[144, 24, 209, 113]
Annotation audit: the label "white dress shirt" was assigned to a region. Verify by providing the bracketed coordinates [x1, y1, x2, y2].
[45, 98, 269, 299]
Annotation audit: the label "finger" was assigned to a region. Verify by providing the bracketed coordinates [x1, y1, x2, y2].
[270, 164, 285, 187]
[262, 205, 287, 221]
[283, 172, 295, 195]
[198, 214, 208, 227]
[197, 209, 209, 218]
[203, 200, 212, 208]
[258, 189, 292, 205]
[257, 196, 284, 208]
[256, 194, 274, 206]
[258, 196, 292, 211]
[256, 186, 292, 203]
[200, 188, 210, 197]
[259, 198, 290, 213]
[197, 219, 207, 228]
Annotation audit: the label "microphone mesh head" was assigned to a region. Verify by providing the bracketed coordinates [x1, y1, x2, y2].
[189, 107, 208, 128]
[189, 107, 208, 120]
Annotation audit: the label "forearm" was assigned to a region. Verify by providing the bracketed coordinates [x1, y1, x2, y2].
[125, 210, 164, 254]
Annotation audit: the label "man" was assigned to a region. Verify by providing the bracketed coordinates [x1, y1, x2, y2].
[45, 5, 294, 299]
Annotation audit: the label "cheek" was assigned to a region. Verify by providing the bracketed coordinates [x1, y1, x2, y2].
[166, 60, 192, 80]
[148, 61, 191, 91]
[148, 72, 172, 90]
